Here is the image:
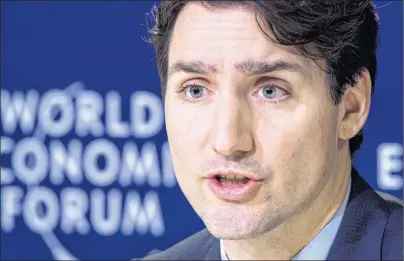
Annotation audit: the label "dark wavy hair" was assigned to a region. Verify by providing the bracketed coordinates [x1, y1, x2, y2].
[147, 0, 379, 157]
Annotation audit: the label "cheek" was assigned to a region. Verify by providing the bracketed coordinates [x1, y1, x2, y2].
[257, 104, 336, 174]
[164, 103, 218, 209]
[255, 107, 336, 204]
[164, 103, 211, 174]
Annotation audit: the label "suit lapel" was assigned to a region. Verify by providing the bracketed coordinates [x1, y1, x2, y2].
[326, 168, 389, 260]
[201, 235, 221, 260]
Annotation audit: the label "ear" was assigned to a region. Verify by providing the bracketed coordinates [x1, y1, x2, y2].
[339, 69, 372, 140]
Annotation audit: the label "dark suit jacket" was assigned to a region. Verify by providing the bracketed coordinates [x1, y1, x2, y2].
[141, 169, 403, 260]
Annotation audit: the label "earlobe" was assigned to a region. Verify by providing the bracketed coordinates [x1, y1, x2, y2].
[339, 69, 372, 140]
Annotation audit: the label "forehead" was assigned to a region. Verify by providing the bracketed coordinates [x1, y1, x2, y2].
[168, 2, 315, 72]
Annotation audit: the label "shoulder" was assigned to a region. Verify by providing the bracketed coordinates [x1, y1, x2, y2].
[138, 229, 218, 260]
[377, 192, 403, 260]
[376, 191, 403, 227]
[328, 169, 402, 260]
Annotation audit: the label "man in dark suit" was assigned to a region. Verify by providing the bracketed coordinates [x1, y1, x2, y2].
[142, 0, 403, 260]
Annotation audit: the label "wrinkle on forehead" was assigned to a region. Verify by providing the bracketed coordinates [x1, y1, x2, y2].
[172, 3, 262, 44]
[169, 2, 326, 83]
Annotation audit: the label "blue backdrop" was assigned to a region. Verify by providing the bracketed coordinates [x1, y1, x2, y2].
[1, 1, 402, 260]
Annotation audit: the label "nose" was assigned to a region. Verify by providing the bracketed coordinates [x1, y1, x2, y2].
[210, 93, 254, 158]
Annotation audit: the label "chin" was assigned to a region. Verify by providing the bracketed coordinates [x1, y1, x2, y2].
[205, 224, 259, 240]
[200, 205, 287, 240]
[201, 212, 266, 240]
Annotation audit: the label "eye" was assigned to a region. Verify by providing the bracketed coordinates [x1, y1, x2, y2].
[184, 84, 206, 99]
[258, 84, 288, 100]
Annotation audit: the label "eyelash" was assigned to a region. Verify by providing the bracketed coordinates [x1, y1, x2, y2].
[177, 82, 289, 104]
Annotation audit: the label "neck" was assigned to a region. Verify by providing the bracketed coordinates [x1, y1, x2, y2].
[223, 157, 352, 260]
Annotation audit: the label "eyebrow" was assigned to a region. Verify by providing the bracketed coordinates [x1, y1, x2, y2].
[235, 59, 303, 75]
[167, 59, 304, 77]
[167, 60, 219, 77]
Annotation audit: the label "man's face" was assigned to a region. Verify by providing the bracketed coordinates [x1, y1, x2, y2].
[165, 3, 343, 239]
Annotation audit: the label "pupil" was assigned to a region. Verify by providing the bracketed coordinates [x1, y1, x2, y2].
[264, 87, 276, 98]
[190, 86, 203, 98]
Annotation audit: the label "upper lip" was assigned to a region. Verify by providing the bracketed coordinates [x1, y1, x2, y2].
[205, 170, 263, 181]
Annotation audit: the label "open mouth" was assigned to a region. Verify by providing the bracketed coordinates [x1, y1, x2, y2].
[207, 173, 261, 201]
[215, 175, 250, 185]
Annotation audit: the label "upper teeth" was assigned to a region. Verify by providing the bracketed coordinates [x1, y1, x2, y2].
[218, 175, 246, 180]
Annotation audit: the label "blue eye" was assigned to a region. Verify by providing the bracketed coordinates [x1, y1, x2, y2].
[259, 85, 285, 100]
[185, 85, 205, 99]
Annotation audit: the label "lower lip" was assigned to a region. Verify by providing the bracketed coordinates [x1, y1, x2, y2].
[207, 178, 261, 201]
